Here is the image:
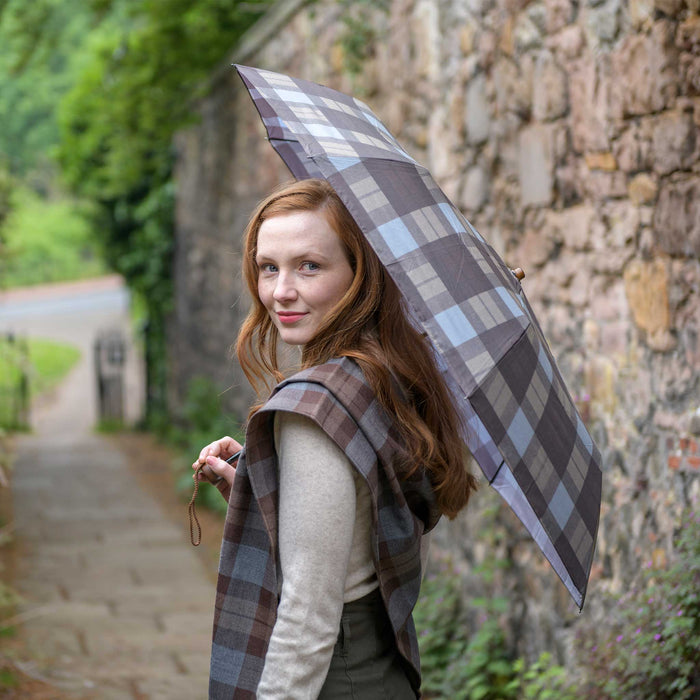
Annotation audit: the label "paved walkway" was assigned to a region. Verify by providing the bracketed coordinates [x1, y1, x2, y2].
[3, 279, 221, 699]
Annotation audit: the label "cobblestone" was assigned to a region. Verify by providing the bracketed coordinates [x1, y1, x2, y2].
[3, 278, 217, 699]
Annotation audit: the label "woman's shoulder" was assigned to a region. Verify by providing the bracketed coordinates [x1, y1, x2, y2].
[283, 356, 362, 386]
[257, 356, 388, 443]
[267, 357, 371, 407]
[274, 410, 340, 450]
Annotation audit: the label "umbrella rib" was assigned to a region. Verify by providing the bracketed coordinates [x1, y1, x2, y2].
[488, 458, 506, 485]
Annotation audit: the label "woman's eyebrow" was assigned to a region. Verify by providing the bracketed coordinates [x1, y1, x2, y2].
[257, 248, 331, 262]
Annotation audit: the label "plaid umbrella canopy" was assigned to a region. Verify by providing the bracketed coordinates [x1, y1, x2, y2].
[235, 64, 602, 609]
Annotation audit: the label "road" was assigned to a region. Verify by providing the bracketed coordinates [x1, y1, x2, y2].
[1, 277, 220, 699]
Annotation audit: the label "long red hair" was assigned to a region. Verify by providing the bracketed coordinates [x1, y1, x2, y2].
[236, 179, 477, 518]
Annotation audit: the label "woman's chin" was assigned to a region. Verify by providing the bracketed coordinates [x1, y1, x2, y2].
[278, 329, 312, 346]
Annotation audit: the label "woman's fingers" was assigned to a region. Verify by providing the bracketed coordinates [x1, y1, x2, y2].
[196, 436, 241, 464]
[202, 455, 237, 486]
[198, 442, 219, 463]
[195, 462, 220, 483]
[192, 436, 242, 485]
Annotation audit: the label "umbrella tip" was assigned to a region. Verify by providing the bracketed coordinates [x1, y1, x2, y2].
[512, 267, 525, 281]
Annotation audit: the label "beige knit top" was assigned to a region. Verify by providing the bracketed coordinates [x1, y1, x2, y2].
[257, 411, 378, 698]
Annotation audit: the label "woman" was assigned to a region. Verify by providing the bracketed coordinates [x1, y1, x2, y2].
[193, 179, 478, 699]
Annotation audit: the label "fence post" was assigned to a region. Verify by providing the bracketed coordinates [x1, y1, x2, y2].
[1, 333, 30, 430]
[94, 330, 125, 424]
[17, 336, 29, 428]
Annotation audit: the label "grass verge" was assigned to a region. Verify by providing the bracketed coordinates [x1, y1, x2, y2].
[0, 337, 81, 430]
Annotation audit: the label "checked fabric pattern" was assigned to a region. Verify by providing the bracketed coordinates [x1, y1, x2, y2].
[235, 65, 602, 609]
[210, 358, 439, 698]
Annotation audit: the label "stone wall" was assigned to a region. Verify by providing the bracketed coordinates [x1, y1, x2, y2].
[171, 0, 700, 668]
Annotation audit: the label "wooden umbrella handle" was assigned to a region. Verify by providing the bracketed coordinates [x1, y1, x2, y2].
[511, 267, 525, 280]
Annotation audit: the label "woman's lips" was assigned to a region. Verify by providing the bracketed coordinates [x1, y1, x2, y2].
[276, 312, 307, 324]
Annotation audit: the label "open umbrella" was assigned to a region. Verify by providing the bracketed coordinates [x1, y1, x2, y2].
[235, 64, 602, 610]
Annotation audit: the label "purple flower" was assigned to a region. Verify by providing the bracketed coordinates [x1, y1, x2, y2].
[677, 610, 683, 616]
[616, 635, 624, 642]
[654, 634, 662, 641]
[635, 627, 641, 634]
[632, 649, 638, 656]
[591, 645, 597, 652]
[648, 598, 654, 604]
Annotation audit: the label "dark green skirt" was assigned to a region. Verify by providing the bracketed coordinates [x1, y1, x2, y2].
[318, 588, 417, 699]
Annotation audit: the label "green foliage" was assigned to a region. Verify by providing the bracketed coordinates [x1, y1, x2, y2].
[0, 185, 106, 287]
[0, 163, 12, 273]
[0, 336, 30, 431]
[414, 560, 576, 699]
[413, 566, 465, 695]
[580, 507, 700, 699]
[25, 337, 81, 397]
[0, 336, 80, 429]
[0, 3, 108, 290]
[0, 667, 19, 689]
[414, 509, 700, 699]
[1, 0, 270, 421]
[58, 0, 269, 199]
[53, 0, 270, 424]
[170, 376, 243, 516]
[508, 653, 577, 699]
[336, 0, 389, 80]
[414, 564, 518, 699]
[0, 163, 12, 229]
[0, 0, 93, 174]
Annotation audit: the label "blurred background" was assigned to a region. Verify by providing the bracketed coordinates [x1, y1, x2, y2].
[1, 0, 698, 698]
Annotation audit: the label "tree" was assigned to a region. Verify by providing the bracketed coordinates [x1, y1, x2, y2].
[0, 0, 93, 176]
[56, 0, 270, 423]
[0, 0, 270, 420]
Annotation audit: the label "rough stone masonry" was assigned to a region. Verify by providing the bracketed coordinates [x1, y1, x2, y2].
[170, 0, 700, 670]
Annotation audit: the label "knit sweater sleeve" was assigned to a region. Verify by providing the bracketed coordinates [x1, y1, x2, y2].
[257, 411, 356, 699]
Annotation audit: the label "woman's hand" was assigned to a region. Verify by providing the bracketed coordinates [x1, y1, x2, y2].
[192, 436, 242, 488]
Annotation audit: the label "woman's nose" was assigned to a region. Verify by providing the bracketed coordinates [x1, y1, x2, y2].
[273, 272, 297, 302]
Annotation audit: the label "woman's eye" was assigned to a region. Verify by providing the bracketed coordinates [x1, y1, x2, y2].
[301, 262, 320, 272]
[260, 263, 278, 273]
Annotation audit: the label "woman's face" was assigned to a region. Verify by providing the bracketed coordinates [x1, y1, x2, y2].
[256, 209, 354, 346]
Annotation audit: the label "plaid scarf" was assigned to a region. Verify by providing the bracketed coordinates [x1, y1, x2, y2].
[209, 357, 440, 699]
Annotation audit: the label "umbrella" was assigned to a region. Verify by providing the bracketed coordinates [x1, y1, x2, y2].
[234, 64, 602, 610]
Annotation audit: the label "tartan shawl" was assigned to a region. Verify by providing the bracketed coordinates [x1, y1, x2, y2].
[209, 356, 441, 699]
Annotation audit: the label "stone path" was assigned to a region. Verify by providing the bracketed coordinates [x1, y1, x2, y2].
[2, 278, 220, 699]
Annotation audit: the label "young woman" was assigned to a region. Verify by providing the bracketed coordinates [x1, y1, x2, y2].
[193, 179, 478, 699]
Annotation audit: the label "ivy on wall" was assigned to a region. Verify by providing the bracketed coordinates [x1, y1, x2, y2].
[335, 0, 389, 86]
